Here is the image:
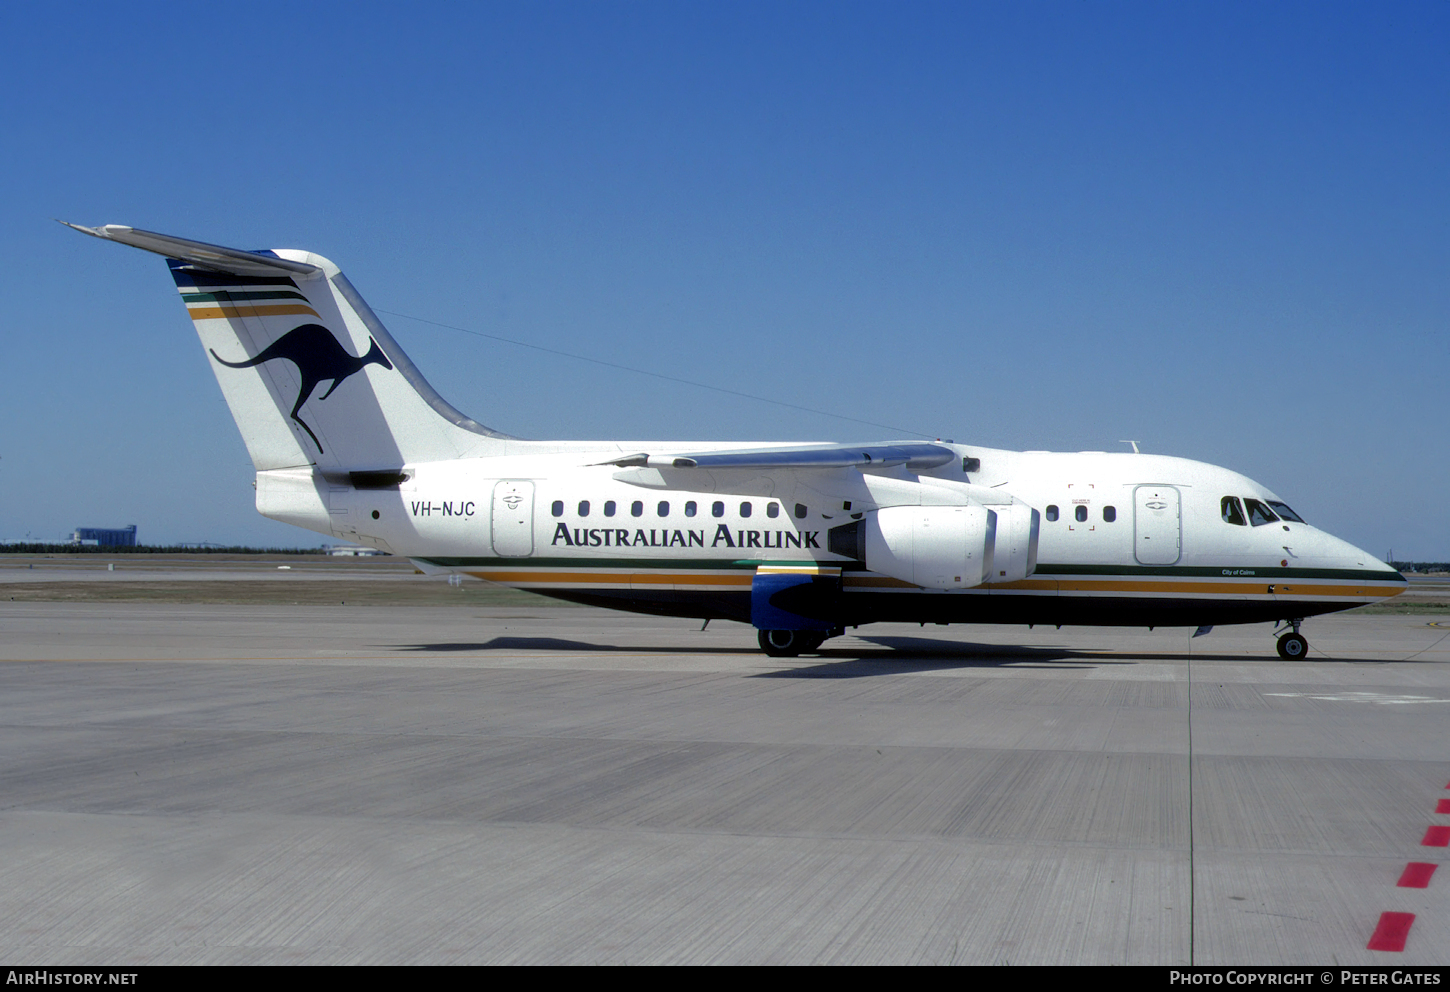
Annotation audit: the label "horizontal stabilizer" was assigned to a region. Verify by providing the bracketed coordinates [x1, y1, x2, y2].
[598, 442, 956, 472]
[59, 221, 319, 278]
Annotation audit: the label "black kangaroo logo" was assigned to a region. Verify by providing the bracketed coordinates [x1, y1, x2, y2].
[210, 323, 393, 453]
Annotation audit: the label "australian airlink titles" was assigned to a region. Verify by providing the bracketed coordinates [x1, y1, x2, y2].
[550, 524, 821, 550]
[405, 501, 824, 551]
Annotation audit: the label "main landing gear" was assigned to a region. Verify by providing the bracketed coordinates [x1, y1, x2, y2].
[757, 628, 840, 657]
[1275, 619, 1309, 660]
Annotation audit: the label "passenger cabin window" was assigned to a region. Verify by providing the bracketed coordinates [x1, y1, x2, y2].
[1245, 498, 1279, 527]
[685, 501, 697, 517]
[1103, 506, 1116, 523]
[1045, 505, 1059, 522]
[767, 502, 780, 518]
[657, 501, 669, 517]
[604, 501, 616, 517]
[631, 500, 644, 518]
[740, 502, 753, 518]
[795, 503, 807, 519]
[551, 500, 564, 517]
[1074, 505, 1088, 522]
[577, 500, 590, 517]
[1267, 501, 1305, 523]
[712, 501, 725, 518]
[1221, 496, 1246, 526]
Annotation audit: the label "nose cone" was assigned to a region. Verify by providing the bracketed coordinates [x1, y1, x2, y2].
[1318, 530, 1408, 598]
[1357, 556, 1408, 588]
[1358, 556, 1409, 603]
[1340, 537, 1405, 580]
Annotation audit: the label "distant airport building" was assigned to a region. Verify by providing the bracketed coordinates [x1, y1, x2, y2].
[327, 543, 386, 556]
[72, 525, 137, 547]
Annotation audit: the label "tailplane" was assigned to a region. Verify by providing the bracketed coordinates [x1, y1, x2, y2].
[64, 223, 510, 472]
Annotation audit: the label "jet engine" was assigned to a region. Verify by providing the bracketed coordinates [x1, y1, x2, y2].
[987, 503, 1040, 583]
[832, 502, 1040, 590]
[862, 505, 995, 589]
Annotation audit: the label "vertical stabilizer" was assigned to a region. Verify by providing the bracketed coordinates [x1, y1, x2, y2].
[64, 223, 511, 472]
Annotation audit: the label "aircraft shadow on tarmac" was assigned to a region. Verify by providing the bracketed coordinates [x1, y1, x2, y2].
[786, 636, 1394, 670]
[390, 635, 1118, 664]
[753, 636, 1120, 677]
[863, 637, 1408, 666]
[387, 634, 1360, 671]
[393, 637, 758, 655]
[388, 633, 1227, 674]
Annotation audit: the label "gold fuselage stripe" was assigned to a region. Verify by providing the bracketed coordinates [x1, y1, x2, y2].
[187, 304, 320, 320]
[469, 570, 751, 587]
[460, 567, 1403, 600]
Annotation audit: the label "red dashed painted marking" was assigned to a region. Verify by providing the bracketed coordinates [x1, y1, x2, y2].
[1423, 826, 1450, 847]
[1367, 912, 1416, 952]
[1398, 863, 1439, 888]
[1436, 799, 1450, 814]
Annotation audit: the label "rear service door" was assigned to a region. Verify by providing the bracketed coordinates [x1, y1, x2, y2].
[491, 481, 535, 557]
[1134, 486, 1181, 565]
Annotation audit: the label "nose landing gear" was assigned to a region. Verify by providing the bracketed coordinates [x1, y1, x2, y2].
[1274, 619, 1309, 660]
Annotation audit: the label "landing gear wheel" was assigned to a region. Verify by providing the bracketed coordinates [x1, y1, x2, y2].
[797, 632, 827, 654]
[757, 629, 823, 657]
[1276, 632, 1309, 660]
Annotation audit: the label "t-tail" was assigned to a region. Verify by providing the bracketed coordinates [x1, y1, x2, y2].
[62, 223, 511, 475]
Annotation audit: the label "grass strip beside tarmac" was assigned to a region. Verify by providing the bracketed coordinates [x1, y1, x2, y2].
[1349, 600, 1450, 615]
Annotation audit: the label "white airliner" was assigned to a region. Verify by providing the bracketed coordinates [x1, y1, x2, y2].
[67, 223, 1406, 659]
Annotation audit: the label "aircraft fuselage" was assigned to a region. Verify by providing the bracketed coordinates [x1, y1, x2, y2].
[287, 445, 1404, 630]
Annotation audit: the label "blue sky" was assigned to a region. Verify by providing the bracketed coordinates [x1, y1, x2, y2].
[2, 2, 1445, 556]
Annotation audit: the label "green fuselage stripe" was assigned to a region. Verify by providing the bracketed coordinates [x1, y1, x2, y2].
[181, 290, 311, 303]
[419, 556, 1403, 583]
[1031, 563, 1404, 581]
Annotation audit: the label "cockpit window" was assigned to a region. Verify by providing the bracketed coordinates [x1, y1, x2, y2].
[1221, 496, 1246, 526]
[1267, 501, 1305, 523]
[1244, 498, 1279, 527]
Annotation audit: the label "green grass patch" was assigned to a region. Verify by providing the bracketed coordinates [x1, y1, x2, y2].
[1348, 600, 1450, 615]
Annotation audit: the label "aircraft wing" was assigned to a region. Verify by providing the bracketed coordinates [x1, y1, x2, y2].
[599, 442, 956, 472]
[59, 222, 320, 277]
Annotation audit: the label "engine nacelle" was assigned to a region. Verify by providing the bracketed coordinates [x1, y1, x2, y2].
[988, 503, 1040, 583]
[863, 505, 995, 590]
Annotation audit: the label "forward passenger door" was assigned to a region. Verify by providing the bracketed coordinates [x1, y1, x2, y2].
[1134, 486, 1181, 565]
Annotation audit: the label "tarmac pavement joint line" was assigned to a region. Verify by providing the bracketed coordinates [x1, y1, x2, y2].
[1400, 627, 1450, 662]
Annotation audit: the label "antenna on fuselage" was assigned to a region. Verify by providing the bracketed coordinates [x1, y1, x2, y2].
[1118, 440, 1141, 454]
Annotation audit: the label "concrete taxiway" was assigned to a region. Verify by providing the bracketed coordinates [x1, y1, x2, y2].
[0, 601, 1446, 964]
